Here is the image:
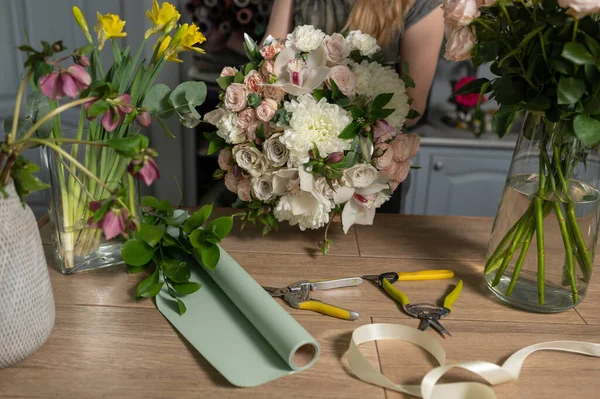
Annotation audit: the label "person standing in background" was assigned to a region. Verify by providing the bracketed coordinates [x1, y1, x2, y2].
[264, 0, 444, 213]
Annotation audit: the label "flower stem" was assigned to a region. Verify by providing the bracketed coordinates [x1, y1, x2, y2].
[506, 224, 534, 296]
[0, 154, 16, 186]
[492, 216, 531, 287]
[534, 155, 547, 305]
[553, 201, 579, 304]
[7, 70, 34, 146]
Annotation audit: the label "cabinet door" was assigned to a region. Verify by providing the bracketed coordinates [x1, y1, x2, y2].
[425, 152, 511, 217]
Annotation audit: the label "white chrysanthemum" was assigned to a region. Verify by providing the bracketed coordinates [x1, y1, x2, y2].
[352, 60, 410, 131]
[281, 95, 352, 167]
[274, 195, 331, 231]
[286, 25, 326, 52]
[347, 30, 380, 56]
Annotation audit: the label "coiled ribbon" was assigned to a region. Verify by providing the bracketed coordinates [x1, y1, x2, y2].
[345, 323, 600, 399]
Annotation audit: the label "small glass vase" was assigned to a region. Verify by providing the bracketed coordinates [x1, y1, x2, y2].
[484, 113, 600, 312]
[41, 142, 140, 274]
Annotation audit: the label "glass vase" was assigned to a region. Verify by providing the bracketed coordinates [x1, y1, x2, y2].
[484, 113, 600, 312]
[41, 142, 140, 274]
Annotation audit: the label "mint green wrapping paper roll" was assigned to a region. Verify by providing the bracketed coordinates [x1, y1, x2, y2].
[155, 246, 320, 387]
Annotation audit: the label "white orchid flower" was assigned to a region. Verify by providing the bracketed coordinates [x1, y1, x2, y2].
[334, 181, 389, 233]
[268, 46, 330, 96]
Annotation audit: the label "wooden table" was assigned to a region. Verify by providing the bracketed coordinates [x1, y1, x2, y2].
[1, 213, 600, 398]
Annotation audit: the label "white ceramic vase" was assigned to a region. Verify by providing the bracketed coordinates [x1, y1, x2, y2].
[0, 180, 55, 367]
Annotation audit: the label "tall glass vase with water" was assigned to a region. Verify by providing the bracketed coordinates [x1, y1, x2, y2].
[485, 113, 600, 312]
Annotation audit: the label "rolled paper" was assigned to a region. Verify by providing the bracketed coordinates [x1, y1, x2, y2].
[257, 2, 270, 15]
[203, 0, 218, 8]
[250, 0, 261, 5]
[196, 17, 213, 38]
[234, 0, 251, 7]
[156, 246, 320, 387]
[218, 20, 232, 35]
[237, 8, 253, 25]
[193, 5, 210, 18]
[344, 323, 600, 399]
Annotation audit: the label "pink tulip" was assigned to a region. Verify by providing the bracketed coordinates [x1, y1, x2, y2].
[128, 157, 160, 186]
[135, 110, 152, 127]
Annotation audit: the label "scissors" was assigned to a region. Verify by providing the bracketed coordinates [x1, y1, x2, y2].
[263, 277, 363, 320]
[363, 270, 463, 337]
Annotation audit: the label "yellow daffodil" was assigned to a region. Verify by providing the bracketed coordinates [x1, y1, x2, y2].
[154, 36, 182, 63]
[94, 12, 127, 50]
[177, 23, 206, 54]
[72, 6, 92, 43]
[145, 0, 180, 39]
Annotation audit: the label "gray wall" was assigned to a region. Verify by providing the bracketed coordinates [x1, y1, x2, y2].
[0, 0, 195, 217]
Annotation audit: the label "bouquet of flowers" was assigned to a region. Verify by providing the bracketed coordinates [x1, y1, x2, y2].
[204, 25, 420, 253]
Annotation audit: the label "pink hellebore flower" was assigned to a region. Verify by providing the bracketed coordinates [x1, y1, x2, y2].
[135, 110, 152, 128]
[128, 157, 160, 186]
[88, 201, 131, 240]
[86, 94, 134, 132]
[39, 64, 91, 100]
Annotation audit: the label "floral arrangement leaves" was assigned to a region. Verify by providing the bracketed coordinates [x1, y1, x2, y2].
[122, 198, 235, 314]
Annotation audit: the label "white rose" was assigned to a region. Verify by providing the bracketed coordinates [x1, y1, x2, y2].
[443, 0, 480, 27]
[558, 0, 600, 18]
[252, 174, 275, 201]
[286, 25, 326, 52]
[215, 111, 246, 144]
[346, 30, 380, 57]
[224, 83, 248, 112]
[327, 65, 356, 96]
[233, 145, 267, 177]
[256, 98, 278, 122]
[263, 133, 289, 167]
[323, 33, 351, 65]
[444, 25, 476, 62]
[344, 164, 379, 188]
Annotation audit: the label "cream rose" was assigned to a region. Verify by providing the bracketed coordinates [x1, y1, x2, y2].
[327, 65, 356, 96]
[263, 85, 286, 103]
[263, 133, 289, 167]
[237, 177, 252, 202]
[558, 0, 600, 18]
[220, 66, 238, 77]
[218, 148, 233, 171]
[344, 164, 379, 188]
[323, 33, 351, 65]
[244, 70, 265, 94]
[347, 30, 380, 56]
[256, 98, 278, 122]
[444, 25, 476, 62]
[233, 145, 267, 177]
[224, 83, 248, 112]
[252, 174, 275, 201]
[443, 0, 480, 27]
[236, 108, 256, 131]
[374, 143, 393, 170]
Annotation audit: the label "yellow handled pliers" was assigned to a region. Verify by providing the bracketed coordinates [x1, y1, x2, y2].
[263, 277, 363, 320]
[363, 270, 463, 337]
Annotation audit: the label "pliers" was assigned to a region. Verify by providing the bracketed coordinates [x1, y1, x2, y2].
[363, 270, 463, 337]
[263, 277, 363, 320]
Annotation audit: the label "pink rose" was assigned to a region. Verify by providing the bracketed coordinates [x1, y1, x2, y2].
[327, 65, 356, 96]
[237, 178, 252, 202]
[323, 33, 350, 65]
[373, 119, 396, 143]
[246, 123, 258, 141]
[256, 98, 278, 122]
[260, 44, 282, 60]
[374, 143, 393, 170]
[224, 83, 248, 112]
[558, 0, 600, 18]
[218, 148, 233, 172]
[224, 172, 238, 193]
[220, 66, 238, 77]
[443, 0, 480, 27]
[382, 160, 411, 190]
[477, 0, 496, 6]
[244, 70, 265, 94]
[237, 108, 257, 130]
[261, 60, 275, 81]
[263, 85, 286, 103]
[444, 25, 476, 62]
[390, 134, 420, 162]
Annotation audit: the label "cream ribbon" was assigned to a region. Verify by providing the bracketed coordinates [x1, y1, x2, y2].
[345, 323, 600, 399]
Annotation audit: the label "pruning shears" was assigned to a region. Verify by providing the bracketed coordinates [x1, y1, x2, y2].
[363, 270, 463, 337]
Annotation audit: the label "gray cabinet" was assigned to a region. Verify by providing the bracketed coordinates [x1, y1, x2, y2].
[405, 129, 515, 217]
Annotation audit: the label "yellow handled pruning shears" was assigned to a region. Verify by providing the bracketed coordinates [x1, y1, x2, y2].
[263, 277, 363, 320]
[363, 270, 463, 337]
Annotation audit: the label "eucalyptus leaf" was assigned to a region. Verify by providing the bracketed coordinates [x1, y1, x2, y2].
[169, 81, 207, 117]
[360, 137, 374, 162]
[143, 84, 174, 119]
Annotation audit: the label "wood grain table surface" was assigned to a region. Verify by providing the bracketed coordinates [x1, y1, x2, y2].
[1, 212, 600, 398]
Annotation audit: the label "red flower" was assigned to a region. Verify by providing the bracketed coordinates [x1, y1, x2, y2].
[128, 156, 160, 186]
[454, 76, 486, 109]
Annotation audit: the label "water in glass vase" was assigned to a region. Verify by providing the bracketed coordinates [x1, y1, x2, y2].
[485, 173, 600, 312]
